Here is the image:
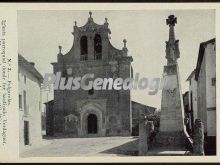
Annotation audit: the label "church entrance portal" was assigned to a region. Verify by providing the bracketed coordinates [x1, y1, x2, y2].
[87, 114, 98, 134]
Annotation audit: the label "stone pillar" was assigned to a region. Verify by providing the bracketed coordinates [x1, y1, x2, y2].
[118, 58, 133, 136]
[88, 34, 94, 60]
[138, 111, 154, 156]
[138, 113, 148, 156]
[193, 119, 204, 155]
[147, 121, 154, 149]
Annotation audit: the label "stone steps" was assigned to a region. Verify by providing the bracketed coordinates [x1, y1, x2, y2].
[147, 147, 192, 156]
[147, 150, 191, 156]
[146, 147, 192, 156]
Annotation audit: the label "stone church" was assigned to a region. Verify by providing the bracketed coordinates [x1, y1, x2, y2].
[51, 12, 133, 137]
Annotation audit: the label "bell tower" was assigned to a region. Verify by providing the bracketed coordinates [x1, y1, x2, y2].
[70, 11, 111, 62]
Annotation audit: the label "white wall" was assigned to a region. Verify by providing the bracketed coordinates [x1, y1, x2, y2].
[197, 42, 216, 136]
[205, 43, 216, 108]
[205, 43, 216, 136]
[189, 74, 198, 122]
[197, 52, 207, 133]
[207, 111, 216, 136]
[19, 66, 42, 153]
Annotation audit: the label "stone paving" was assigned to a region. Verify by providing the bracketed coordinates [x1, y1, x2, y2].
[20, 136, 190, 157]
[20, 136, 139, 157]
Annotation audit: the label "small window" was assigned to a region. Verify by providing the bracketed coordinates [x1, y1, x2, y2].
[39, 101, 41, 112]
[24, 75, 26, 84]
[19, 94, 22, 109]
[80, 36, 88, 55]
[80, 36, 88, 61]
[23, 90, 27, 114]
[212, 78, 216, 86]
[131, 66, 133, 78]
[24, 121, 29, 145]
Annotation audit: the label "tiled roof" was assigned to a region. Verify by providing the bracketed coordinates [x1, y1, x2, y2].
[132, 100, 156, 114]
[18, 54, 43, 83]
[186, 69, 196, 81]
[195, 38, 215, 81]
[44, 100, 54, 105]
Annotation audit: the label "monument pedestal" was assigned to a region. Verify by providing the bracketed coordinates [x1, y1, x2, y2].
[155, 64, 186, 148]
[154, 131, 186, 149]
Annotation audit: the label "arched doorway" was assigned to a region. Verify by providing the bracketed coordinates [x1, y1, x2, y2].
[87, 114, 98, 134]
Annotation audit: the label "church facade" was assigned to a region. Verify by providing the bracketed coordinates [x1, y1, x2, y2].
[51, 12, 133, 137]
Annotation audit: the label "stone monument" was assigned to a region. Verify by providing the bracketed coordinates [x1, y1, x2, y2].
[138, 112, 148, 156]
[193, 119, 204, 155]
[155, 15, 186, 148]
[138, 108, 155, 155]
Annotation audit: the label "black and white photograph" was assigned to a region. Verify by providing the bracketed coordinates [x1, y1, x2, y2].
[16, 9, 216, 157]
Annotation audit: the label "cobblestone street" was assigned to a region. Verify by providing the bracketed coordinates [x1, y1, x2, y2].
[20, 136, 139, 157]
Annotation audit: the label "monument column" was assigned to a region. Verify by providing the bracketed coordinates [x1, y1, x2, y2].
[155, 15, 186, 148]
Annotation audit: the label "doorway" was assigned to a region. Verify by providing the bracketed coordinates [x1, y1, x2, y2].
[24, 121, 29, 145]
[87, 114, 98, 134]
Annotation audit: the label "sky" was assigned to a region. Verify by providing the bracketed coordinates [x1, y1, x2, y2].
[18, 10, 215, 108]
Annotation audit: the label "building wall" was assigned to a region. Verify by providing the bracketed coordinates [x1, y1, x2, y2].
[189, 74, 198, 123]
[197, 42, 216, 136]
[197, 52, 207, 133]
[19, 66, 42, 152]
[45, 101, 54, 136]
[53, 62, 132, 137]
[205, 43, 216, 136]
[131, 101, 156, 136]
[207, 111, 216, 136]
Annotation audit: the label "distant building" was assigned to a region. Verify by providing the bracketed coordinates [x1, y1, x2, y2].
[41, 111, 46, 135]
[18, 54, 43, 152]
[182, 91, 193, 135]
[186, 69, 197, 131]
[195, 38, 216, 155]
[131, 101, 156, 136]
[44, 100, 54, 136]
[41, 84, 53, 135]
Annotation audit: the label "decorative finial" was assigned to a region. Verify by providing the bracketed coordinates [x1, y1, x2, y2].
[89, 11, 92, 18]
[105, 18, 108, 23]
[166, 15, 177, 26]
[123, 39, 127, 48]
[74, 21, 77, 26]
[58, 45, 62, 54]
[122, 39, 128, 55]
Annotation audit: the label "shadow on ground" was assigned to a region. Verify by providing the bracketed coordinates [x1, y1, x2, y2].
[100, 139, 139, 156]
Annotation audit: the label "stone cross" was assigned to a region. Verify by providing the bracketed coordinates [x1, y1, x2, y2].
[165, 15, 179, 64]
[58, 45, 62, 54]
[166, 15, 177, 27]
[89, 11, 92, 18]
